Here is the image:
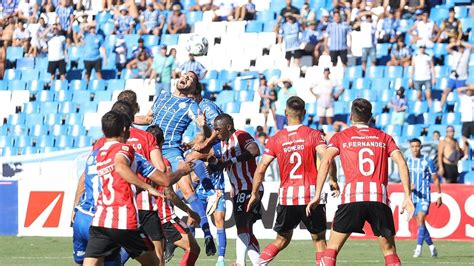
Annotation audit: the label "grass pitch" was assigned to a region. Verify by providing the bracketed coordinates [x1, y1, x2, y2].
[0, 236, 472, 265]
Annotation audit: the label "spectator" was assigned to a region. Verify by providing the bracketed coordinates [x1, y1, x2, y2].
[18, 0, 38, 23]
[436, 7, 462, 43]
[276, 0, 300, 27]
[115, 5, 135, 35]
[387, 87, 407, 125]
[1, 16, 15, 48]
[280, 13, 302, 67]
[12, 20, 30, 52]
[126, 50, 153, 79]
[376, 10, 398, 43]
[457, 84, 474, 159]
[355, 12, 377, 74]
[2, 0, 19, 18]
[382, 0, 404, 14]
[81, 22, 106, 80]
[169, 47, 178, 65]
[139, 2, 165, 36]
[275, 78, 297, 130]
[167, 4, 188, 34]
[178, 54, 207, 79]
[258, 76, 277, 132]
[410, 44, 435, 108]
[401, 0, 426, 19]
[55, 0, 74, 43]
[301, 21, 324, 65]
[309, 67, 345, 125]
[73, 11, 89, 45]
[189, 0, 213, 11]
[438, 126, 463, 183]
[151, 44, 175, 95]
[212, 0, 236, 21]
[130, 38, 152, 60]
[235, 0, 256, 21]
[387, 37, 412, 67]
[408, 10, 439, 49]
[113, 34, 127, 77]
[432, 130, 440, 143]
[440, 41, 472, 110]
[109, 0, 140, 19]
[299, 2, 315, 25]
[316, 9, 330, 32]
[28, 16, 48, 57]
[45, 23, 67, 81]
[325, 11, 351, 68]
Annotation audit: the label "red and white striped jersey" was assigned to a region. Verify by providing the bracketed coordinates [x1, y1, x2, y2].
[221, 130, 260, 193]
[92, 141, 140, 230]
[96, 128, 160, 211]
[328, 125, 400, 205]
[264, 125, 326, 206]
[155, 159, 176, 223]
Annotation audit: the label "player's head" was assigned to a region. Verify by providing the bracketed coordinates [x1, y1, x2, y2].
[285, 96, 306, 121]
[432, 130, 440, 141]
[101, 111, 131, 141]
[111, 100, 134, 121]
[146, 125, 164, 147]
[350, 98, 372, 124]
[117, 90, 139, 115]
[214, 113, 235, 141]
[409, 138, 422, 157]
[188, 73, 203, 100]
[177, 71, 199, 93]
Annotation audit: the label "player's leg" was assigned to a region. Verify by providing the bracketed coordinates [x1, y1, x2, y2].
[137, 210, 165, 265]
[73, 211, 92, 265]
[164, 218, 200, 265]
[213, 200, 227, 266]
[259, 231, 292, 265]
[118, 228, 158, 266]
[377, 235, 401, 266]
[303, 204, 327, 265]
[415, 204, 437, 257]
[83, 227, 121, 266]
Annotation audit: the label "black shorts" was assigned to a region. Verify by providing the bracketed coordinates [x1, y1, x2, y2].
[462, 121, 474, 138]
[274, 204, 327, 234]
[85, 226, 153, 259]
[442, 163, 459, 183]
[233, 190, 263, 228]
[162, 217, 190, 244]
[329, 50, 348, 66]
[47, 59, 66, 75]
[285, 50, 303, 60]
[84, 59, 102, 75]
[332, 202, 395, 238]
[138, 210, 164, 241]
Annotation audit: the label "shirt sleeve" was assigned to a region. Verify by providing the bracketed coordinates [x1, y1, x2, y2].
[263, 136, 277, 157]
[239, 132, 257, 150]
[147, 132, 159, 152]
[313, 130, 327, 148]
[386, 135, 400, 156]
[117, 144, 134, 164]
[327, 133, 341, 154]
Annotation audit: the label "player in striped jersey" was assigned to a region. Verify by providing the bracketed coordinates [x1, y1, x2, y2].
[307, 98, 414, 266]
[407, 138, 442, 258]
[213, 113, 263, 266]
[248, 96, 339, 265]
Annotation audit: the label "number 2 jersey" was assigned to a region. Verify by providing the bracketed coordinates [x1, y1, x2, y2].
[328, 125, 400, 205]
[264, 125, 327, 206]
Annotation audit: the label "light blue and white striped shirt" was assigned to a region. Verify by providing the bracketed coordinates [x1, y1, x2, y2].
[407, 154, 436, 203]
[179, 60, 207, 80]
[326, 21, 351, 51]
[280, 21, 301, 51]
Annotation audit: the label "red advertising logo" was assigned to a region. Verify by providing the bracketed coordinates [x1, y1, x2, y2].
[24, 191, 64, 228]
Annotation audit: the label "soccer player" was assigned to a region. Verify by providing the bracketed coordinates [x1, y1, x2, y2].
[213, 113, 263, 266]
[306, 98, 414, 266]
[406, 138, 442, 258]
[248, 96, 339, 265]
[147, 125, 202, 265]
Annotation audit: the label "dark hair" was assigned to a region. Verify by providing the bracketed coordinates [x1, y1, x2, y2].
[101, 111, 130, 138]
[286, 96, 305, 118]
[351, 98, 372, 123]
[433, 130, 440, 135]
[111, 100, 134, 120]
[214, 113, 234, 127]
[117, 90, 137, 103]
[146, 125, 164, 144]
[409, 138, 421, 144]
[188, 71, 203, 95]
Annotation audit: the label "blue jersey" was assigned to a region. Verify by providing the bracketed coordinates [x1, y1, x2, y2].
[151, 92, 200, 149]
[407, 155, 436, 203]
[199, 98, 223, 129]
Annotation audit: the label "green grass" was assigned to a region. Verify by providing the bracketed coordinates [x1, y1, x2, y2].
[0, 236, 473, 265]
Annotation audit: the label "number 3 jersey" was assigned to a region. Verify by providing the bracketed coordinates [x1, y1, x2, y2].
[328, 125, 399, 205]
[264, 125, 327, 206]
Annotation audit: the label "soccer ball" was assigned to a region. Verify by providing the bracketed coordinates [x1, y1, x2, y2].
[186, 34, 209, 56]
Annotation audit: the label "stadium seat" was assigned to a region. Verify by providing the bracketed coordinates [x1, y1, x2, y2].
[443, 113, 461, 124]
[23, 102, 39, 114]
[87, 127, 103, 139]
[345, 66, 363, 79]
[6, 47, 24, 62]
[187, 11, 203, 25]
[21, 69, 40, 82]
[371, 78, 389, 92]
[263, 69, 281, 80]
[351, 78, 370, 90]
[257, 10, 275, 21]
[59, 102, 77, 113]
[385, 66, 403, 79]
[7, 114, 26, 125]
[464, 172, 474, 185]
[25, 113, 44, 126]
[433, 43, 448, 56]
[68, 46, 85, 62]
[14, 136, 33, 148]
[9, 125, 29, 136]
[142, 35, 159, 48]
[410, 101, 428, 115]
[41, 147, 59, 153]
[50, 124, 68, 137]
[65, 113, 84, 125]
[5, 69, 20, 80]
[45, 114, 63, 126]
[66, 69, 84, 80]
[51, 80, 68, 91]
[306, 103, 317, 116]
[101, 22, 115, 36]
[36, 135, 55, 148]
[73, 91, 92, 103]
[75, 135, 92, 148]
[107, 79, 125, 90]
[384, 125, 402, 136]
[93, 91, 112, 102]
[365, 66, 385, 79]
[27, 80, 44, 92]
[235, 90, 254, 102]
[22, 146, 38, 155]
[161, 34, 179, 45]
[454, 6, 468, 19]
[41, 102, 59, 114]
[2, 146, 19, 156]
[430, 7, 449, 21]
[376, 113, 391, 127]
[101, 69, 117, 79]
[0, 136, 14, 147]
[206, 79, 222, 93]
[55, 90, 72, 102]
[246, 21, 263, 33]
[404, 125, 423, 138]
[218, 70, 238, 82]
[78, 102, 98, 113]
[8, 80, 26, 90]
[29, 125, 49, 137]
[390, 78, 408, 90]
[215, 90, 235, 106]
[16, 58, 35, 69]
[70, 80, 87, 91]
[0, 80, 7, 90]
[69, 124, 87, 137]
[224, 102, 241, 113]
[96, 11, 112, 25]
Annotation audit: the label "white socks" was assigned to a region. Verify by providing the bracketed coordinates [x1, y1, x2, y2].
[236, 233, 250, 265]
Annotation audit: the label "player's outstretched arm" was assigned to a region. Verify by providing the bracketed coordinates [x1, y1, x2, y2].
[148, 161, 194, 187]
[391, 151, 414, 219]
[164, 186, 201, 226]
[247, 155, 274, 212]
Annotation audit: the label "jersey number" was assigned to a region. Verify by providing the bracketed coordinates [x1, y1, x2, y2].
[289, 152, 303, 179]
[102, 173, 115, 205]
[358, 148, 375, 176]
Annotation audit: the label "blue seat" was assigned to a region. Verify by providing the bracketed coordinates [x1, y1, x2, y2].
[73, 91, 92, 103]
[75, 135, 92, 148]
[36, 135, 55, 148]
[44, 113, 63, 126]
[51, 80, 68, 91]
[66, 69, 84, 80]
[390, 78, 408, 90]
[376, 43, 390, 57]
[101, 69, 117, 79]
[215, 91, 235, 106]
[263, 21, 277, 32]
[384, 125, 402, 136]
[70, 80, 87, 91]
[435, 66, 448, 79]
[50, 124, 68, 136]
[433, 43, 448, 56]
[410, 101, 428, 115]
[223, 102, 241, 113]
[69, 124, 87, 137]
[187, 11, 203, 25]
[8, 80, 26, 90]
[365, 66, 385, 79]
[334, 101, 346, 114]
[41, 147, 59, 153]
[454, 6, 467, 19]
[306, 103, 317, 116]
[461, 18, 474, 30]
[68, 46, 85, 61]
[246, 21, 263, 33]
[87, 127, 103, 139]
[79, 102, 98, 113]
[181, 0, 197, 10]
[351, 78, 370, 90]
[21, 69, 40, 81]
[65, 113, 84, 125]
[263, 69, 281, 80]
[41, 102, 59, 114]
[235, 90, 254, 102]
[0, 136, 14, 147]
[354, 89, 376, 101]
[160, 34, 179, 45]
[59, 102, 77, 113]
[23, 102, 39, 114]
[15, 136, 33, 148]
[29, 125, 48, 137]
[2, 147, 19, 156]
[96, 11, 112, 25]
[7, 114, 26, 125]
[6, 47, 24, 62]
[35, 57, 48, 69]
[206, 79, 222, 93]
[93, 91, 112, 102]
[256, 10, 275, 21]
[22, 146, 38, 155]
[371, 78, 389, 92]
[385, 66, 403, 79]
[55, 90, 72, 102]
[376, 113, 391, 127]
[205, 70, 218, 80]
[105, 34, 117, 51]
[107, 79, 125, 90]
[443, 113, 461, 124]
[4, 69, 20, 80]
[25, 113, 44, 126]
[16, 58, 35, 69]
[404, 125, 423, 138]
[345, 66, 363, 79]
[0, 80, 7, 90]
[464, 172, 474, 185]
[27, 80, 44, 92]
[38, 71, 52, 82]
[125, 34, 140, 49]
[101, 22, 115, 36]
[430, 7, 449, 21]
[218, 70, 238, 82]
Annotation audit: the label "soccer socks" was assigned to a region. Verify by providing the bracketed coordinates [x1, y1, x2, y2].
[417, 225, 426, 245]
[259, 244, 280, 264]
[320, 249, 338, 266]
[180, 251, 199, 266]
[384, 254, 401, 266]
[248, 234, 260, 265]
[217, 228, 227, 258]
[186, 194, 212, 238]
[424, 225, 433, 246]
[316, 251, 324, 265]
[236, 230, 250, 265]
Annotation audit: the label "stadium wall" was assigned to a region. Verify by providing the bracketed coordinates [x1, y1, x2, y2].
[0, 148, 473, 241]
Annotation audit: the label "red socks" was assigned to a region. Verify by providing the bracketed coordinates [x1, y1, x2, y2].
[259, 243, 280, 264]
[316, 251, 324, 265]
[180, 251, 199, 266]
[320, 249, 338, 266]
[384, 254, 401, 266]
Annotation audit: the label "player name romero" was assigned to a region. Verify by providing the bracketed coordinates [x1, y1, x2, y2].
[283, 144, 305, 153]
[342, 141, 387, 149]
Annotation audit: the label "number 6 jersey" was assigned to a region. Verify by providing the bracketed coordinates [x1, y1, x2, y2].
[264, 125, 327, 206]
[328, 125, 399, 205]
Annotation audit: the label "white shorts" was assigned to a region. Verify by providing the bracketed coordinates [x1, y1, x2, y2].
[317, 106, 334, 117]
